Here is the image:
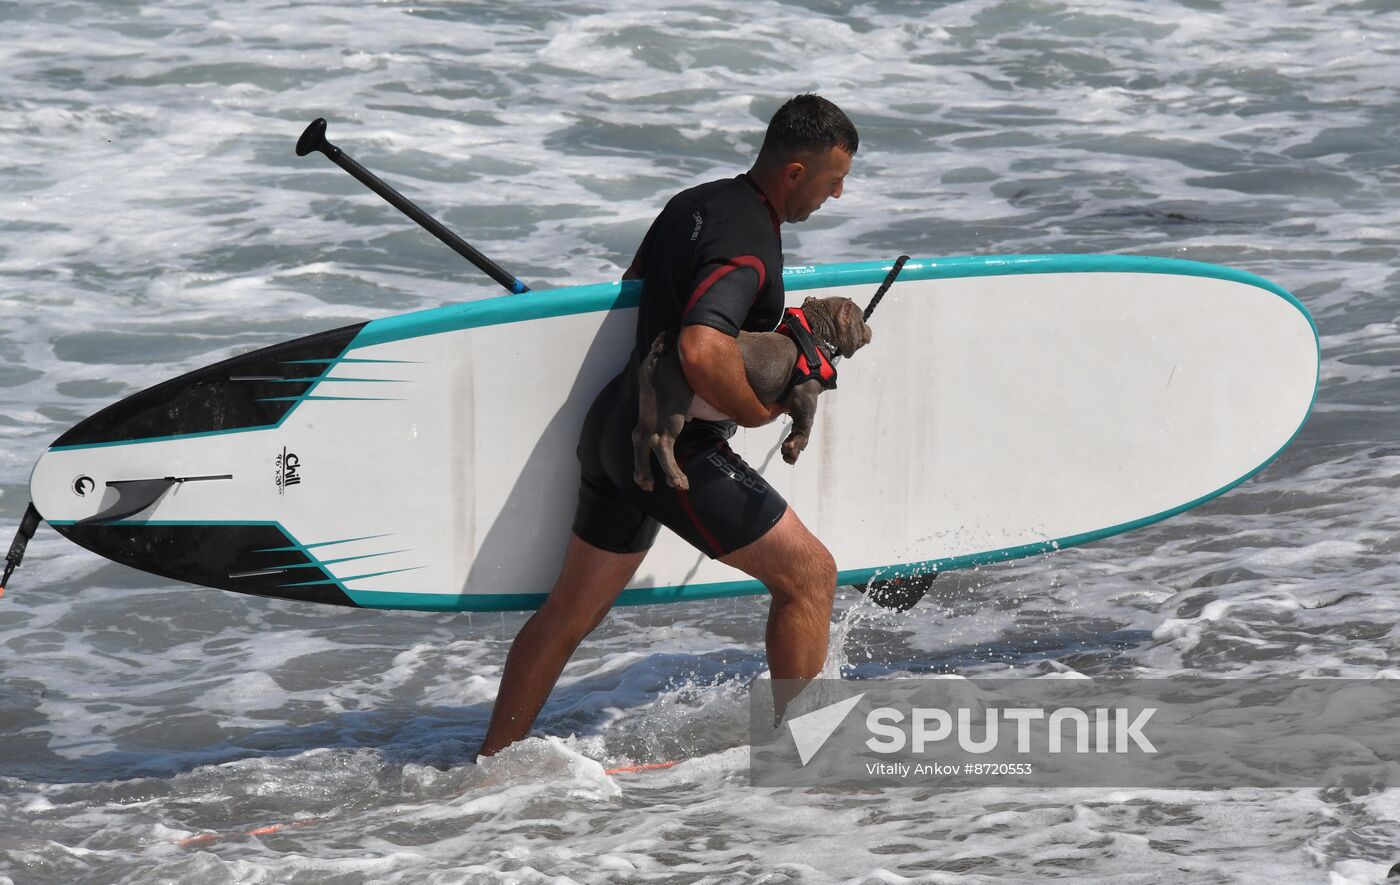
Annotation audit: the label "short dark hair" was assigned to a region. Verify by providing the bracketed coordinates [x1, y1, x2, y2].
[758, 94, 859, 162]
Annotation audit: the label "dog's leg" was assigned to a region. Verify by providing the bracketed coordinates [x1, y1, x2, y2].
[781, 380, 822, 465]
[632, 334, 670, 491]
[650, 350, 694, 490]
[655, 410, 689, 490]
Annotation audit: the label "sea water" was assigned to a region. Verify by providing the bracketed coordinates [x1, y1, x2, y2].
[1, 1, 1398, 882]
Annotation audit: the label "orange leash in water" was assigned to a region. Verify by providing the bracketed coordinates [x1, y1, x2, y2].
[603, 761, 679, 774]
[178, 816, 324, 848]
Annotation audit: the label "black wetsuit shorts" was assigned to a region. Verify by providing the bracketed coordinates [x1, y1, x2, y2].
[573, 371, 787, 558]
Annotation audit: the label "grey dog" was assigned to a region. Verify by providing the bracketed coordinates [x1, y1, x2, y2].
[632, 295, 874, 492]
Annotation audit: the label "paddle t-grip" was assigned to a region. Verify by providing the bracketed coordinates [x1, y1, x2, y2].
[295, 117, 329, 157]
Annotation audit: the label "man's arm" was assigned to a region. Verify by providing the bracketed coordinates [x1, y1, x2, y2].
[678, 325, 783, 428]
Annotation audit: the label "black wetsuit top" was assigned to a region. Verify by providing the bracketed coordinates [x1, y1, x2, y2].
[626, 173, 786, 377]
[571, 174, 790, 558]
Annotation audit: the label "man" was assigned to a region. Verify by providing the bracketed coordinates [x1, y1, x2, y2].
[478, 94, 858, 757]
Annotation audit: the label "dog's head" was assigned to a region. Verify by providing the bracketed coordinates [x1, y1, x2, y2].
[802, 296, 873, 359]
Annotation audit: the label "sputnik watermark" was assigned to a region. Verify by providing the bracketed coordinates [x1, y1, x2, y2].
[751, 678, 1400, 788]
[863, 705, 1156, 755]
[786, 697, 1155, 767]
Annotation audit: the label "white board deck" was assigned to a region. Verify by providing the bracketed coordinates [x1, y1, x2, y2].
[29, 255, 1319, 610]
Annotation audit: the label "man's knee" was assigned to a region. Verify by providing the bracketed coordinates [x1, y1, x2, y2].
[808, 541, 837, 588]
[724, 510, 837, 602]
[769, 538, 837, 608]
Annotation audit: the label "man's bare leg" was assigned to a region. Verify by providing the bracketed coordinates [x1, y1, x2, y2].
[477, 534, 647, 757]
[720, 507, 837, 719]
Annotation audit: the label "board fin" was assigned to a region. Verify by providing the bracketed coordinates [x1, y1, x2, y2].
[77, 474, 233, 526]
[78, 479, 177, 525]
[863, 569, 937, 611]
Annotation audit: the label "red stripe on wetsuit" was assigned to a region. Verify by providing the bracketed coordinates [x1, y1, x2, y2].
[673, 440, 729, 558]
[682, 256, 766, 318]
[677, 486, 726, 557]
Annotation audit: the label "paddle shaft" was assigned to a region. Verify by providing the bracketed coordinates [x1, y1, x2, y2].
[296, 118, 529, 295]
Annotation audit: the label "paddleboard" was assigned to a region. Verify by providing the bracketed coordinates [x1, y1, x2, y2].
[27, 255, 1319, 611]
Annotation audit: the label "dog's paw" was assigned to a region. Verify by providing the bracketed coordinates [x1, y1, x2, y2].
[781, 436, 807, 464]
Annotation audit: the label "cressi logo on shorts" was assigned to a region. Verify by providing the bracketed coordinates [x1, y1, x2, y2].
[275, 447, 302, 494]
[706, 450, 766, 492]
[690, 211, 703, 241]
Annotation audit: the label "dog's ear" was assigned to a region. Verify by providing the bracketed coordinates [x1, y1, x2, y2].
[835, 298, 872, 357]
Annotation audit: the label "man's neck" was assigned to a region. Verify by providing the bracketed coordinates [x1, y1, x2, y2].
[745, 163, 787, 225]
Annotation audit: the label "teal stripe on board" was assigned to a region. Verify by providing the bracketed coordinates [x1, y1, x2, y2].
[259, 377, 407, 384]
[282, 358, 418, 364]
[347, 254, 1318, 350]
[254, 395, 401, 403]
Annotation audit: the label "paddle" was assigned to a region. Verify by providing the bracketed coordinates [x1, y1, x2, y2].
[295, 118, 530, 295]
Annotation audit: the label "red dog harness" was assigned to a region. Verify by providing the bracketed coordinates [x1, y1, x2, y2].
[778, 307, 838, 393]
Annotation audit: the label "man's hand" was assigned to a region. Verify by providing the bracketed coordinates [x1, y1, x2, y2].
[677, 325, 779, 428]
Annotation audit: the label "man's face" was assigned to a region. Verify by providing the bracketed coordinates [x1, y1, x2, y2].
[784, 146, 853, 223]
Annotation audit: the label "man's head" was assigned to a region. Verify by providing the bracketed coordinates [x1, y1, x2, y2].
[754, 94, 859, 224]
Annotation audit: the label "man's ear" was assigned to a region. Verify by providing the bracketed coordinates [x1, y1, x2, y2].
[783, 161, 806, 184]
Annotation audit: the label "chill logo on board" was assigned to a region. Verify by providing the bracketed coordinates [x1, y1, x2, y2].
[275, 448, 302, 494]
[71, 475, 95, 497]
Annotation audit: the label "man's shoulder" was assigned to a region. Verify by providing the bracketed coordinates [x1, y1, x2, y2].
[664, 175, 752, 215]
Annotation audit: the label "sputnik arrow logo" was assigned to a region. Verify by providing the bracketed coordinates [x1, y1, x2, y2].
[786, 692, 865, 765]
